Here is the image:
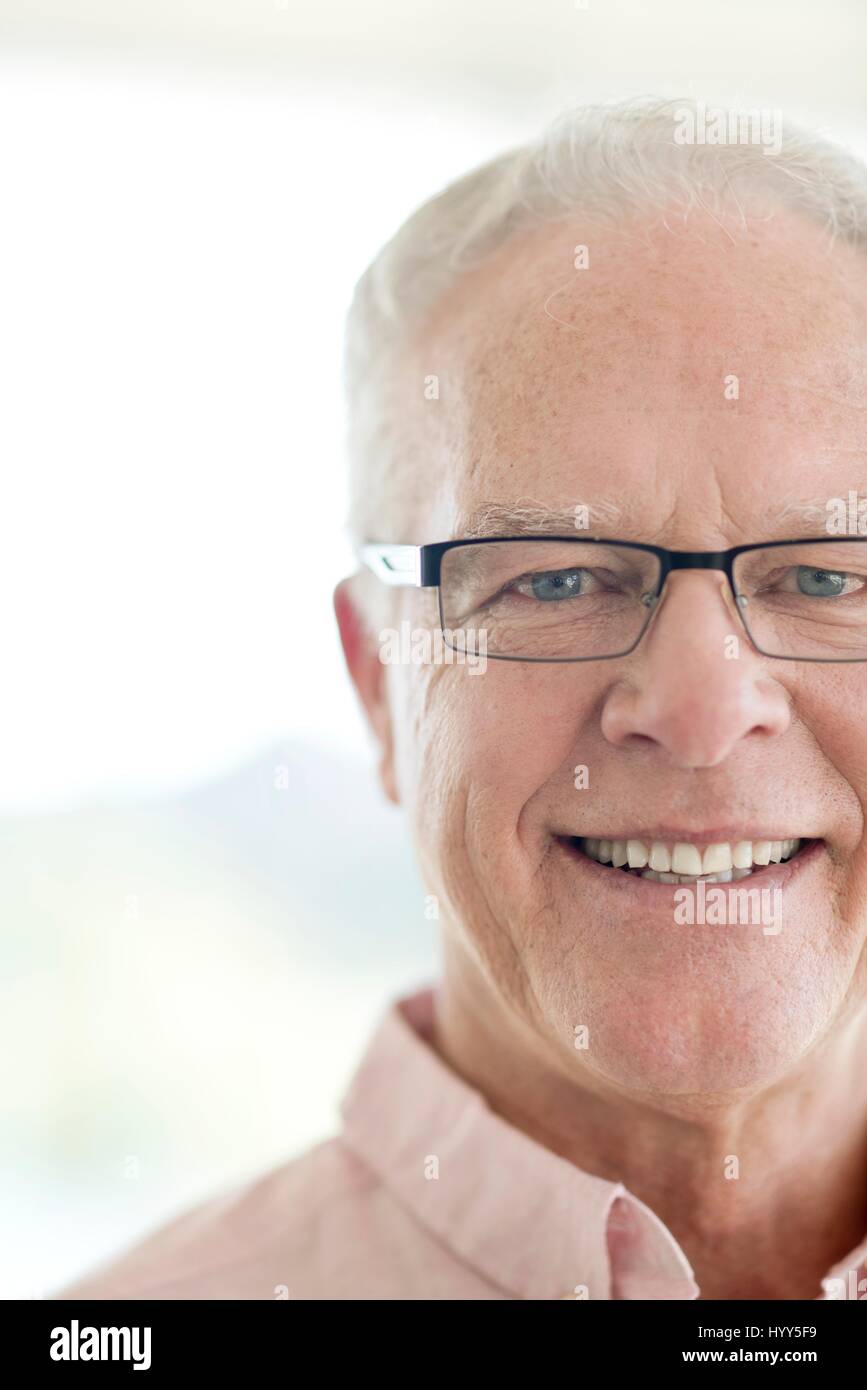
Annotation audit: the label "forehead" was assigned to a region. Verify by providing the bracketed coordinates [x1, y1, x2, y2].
[410, 209, 867, 545]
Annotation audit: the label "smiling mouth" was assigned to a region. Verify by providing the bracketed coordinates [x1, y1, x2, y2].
[565, 835, 810, 884]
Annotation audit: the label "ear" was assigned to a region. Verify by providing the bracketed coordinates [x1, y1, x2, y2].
[333, 577, 399, 805]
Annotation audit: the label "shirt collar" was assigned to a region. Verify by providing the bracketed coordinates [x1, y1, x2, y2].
[339, 982, 700, 1300]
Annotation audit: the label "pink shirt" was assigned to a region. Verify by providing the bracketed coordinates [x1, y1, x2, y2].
[53, 982, 867, 1301]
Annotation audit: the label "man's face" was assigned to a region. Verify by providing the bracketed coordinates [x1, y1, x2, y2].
[373, 209, 867, 1095]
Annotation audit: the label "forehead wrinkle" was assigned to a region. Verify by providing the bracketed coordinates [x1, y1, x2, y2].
[459, 335, 867, 435]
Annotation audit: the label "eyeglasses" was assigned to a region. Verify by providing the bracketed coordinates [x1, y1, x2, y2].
[360, 535, 867, 663]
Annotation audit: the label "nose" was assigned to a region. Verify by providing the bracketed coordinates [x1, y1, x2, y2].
[599, 571, 791, 768]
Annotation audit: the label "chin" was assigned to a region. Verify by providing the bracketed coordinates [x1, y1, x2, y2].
[564, 977, 840, 1098]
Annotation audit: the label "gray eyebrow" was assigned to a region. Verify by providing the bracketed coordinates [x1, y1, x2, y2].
[770, 496, 863, 535]
[456, 494, 862, 542]
[457, 498, 624, 539]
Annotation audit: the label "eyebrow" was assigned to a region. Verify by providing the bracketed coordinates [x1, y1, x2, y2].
[455, 496, 855, 542]
[771, 497, 857, 535]
[458, 499, 624, 539]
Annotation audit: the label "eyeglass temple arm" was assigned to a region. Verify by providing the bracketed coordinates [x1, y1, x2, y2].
[359, 544, 423, 586]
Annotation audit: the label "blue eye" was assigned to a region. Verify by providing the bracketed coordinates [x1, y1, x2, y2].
[529, 569, 587, 601]
[796, 566, 846, 597]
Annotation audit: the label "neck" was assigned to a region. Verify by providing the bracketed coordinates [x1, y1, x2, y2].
[430, 936, 867, 1301]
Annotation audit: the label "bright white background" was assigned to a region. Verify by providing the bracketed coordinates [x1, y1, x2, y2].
[1, 0, 866, 1297]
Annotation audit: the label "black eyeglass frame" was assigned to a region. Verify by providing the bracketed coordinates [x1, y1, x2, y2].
[359, 535, 867, 664]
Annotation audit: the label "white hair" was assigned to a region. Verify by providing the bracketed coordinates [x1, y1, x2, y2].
[343, 95, 867, 549]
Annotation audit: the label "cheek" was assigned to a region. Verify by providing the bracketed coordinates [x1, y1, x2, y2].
[822, 705, 867, 804]
[448, 666, 608, 819]
[808, 689, 867, 925]
[787, 670, 867, 855]
[391, 664, 597, 885]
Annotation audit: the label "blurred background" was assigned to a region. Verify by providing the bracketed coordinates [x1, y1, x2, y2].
[1, 0, 866, 1297]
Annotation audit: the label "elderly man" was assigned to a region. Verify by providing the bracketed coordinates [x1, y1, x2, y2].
[55, 98, 867, 1301]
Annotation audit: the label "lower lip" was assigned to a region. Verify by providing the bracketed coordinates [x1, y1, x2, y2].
[555, 837, 824, 896]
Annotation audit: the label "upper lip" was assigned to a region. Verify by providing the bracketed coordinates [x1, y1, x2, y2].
[561, 828, 817, 847]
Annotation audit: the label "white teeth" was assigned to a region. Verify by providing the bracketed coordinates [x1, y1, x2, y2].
[649, 841, 671, 871]
[702, 843, 732, 874]
[627, 839, 648, 868]
[671, 843, 703, 875]
[580, 835, 804, 878]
